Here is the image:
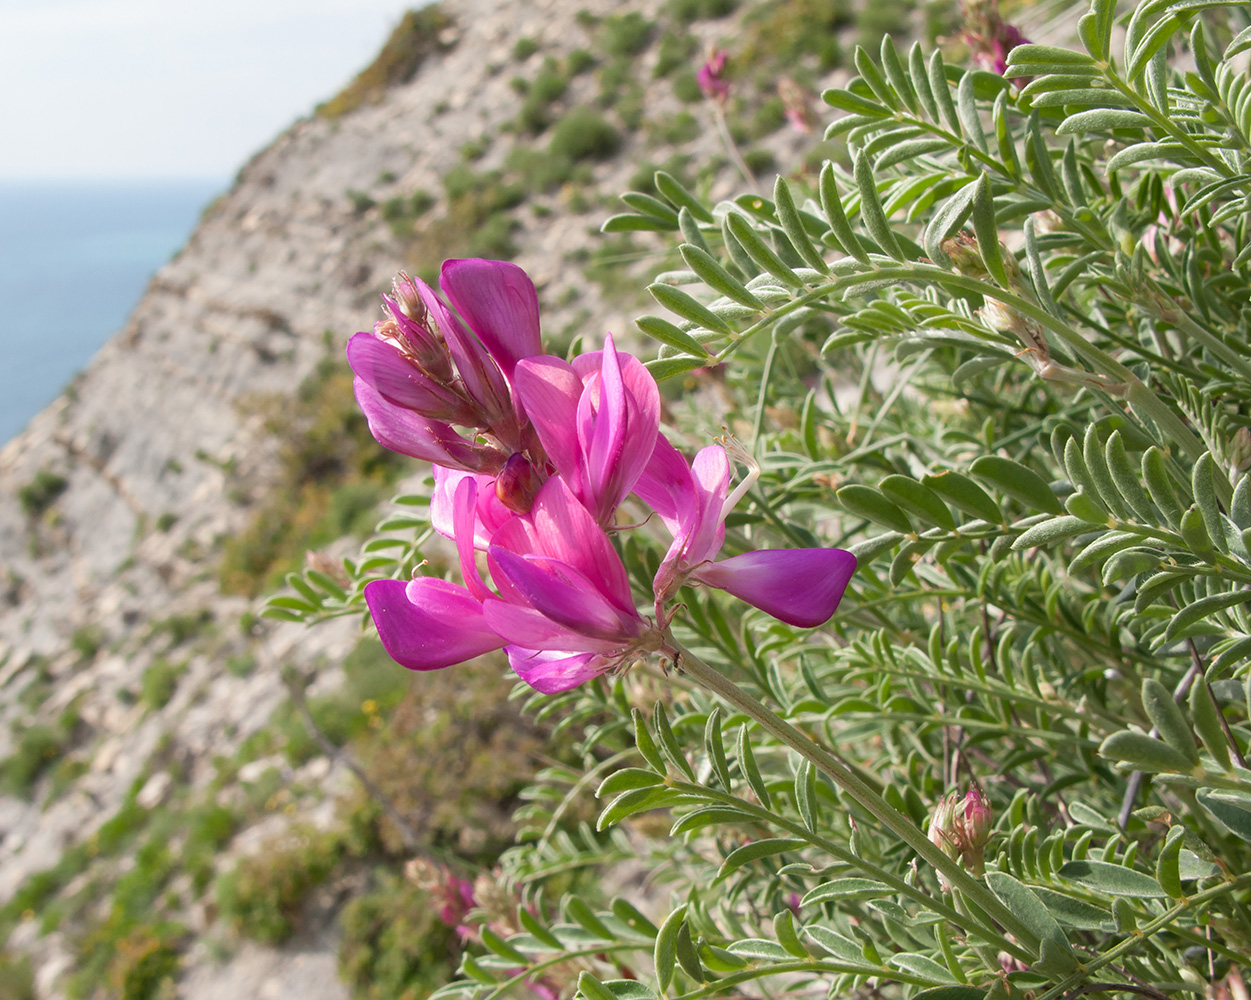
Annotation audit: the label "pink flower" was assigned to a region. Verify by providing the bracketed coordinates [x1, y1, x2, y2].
[635, 439, 856, 628]
[365, 475, 671, 693]
[347, 259, 543, 473]
[697, 48, 730, 102]
[514, 334, 661, 527]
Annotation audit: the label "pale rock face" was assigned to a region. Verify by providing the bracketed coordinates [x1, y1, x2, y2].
[0, 0, 819, 993]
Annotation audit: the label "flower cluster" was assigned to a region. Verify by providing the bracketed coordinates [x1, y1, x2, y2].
[348, 259, 856, 693]
[927, 786, 993, 883]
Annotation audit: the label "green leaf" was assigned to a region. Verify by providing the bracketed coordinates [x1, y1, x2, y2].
[804, 926, 875, 965]
[773, 911, 808, 958]
[1155, 826, 1186, 898]
[1104, 432, 1156, 523]
[923, 470, 1004, 524]
[679, 245, 764, 309]
[675, 922, 704, 982]
[518, 907, 563, 949]
[738, 725, 771, 809]
[1031, 888, 1113, 930]
[914, 989, 985, 1000]
[612, 899, 659, 939]
[719, 838, 807, 878]
[1142, 447, 1184, 529]
[971, 174, 1009, 287]
[1056, 109, 1154, 134]
[635, 315, 712, 358]
[579, 974, 620, 1000]
[823, 87, 888, 116]
[970, 456, 1064, 514]
[1057, 860, 1168, 897]
[670, 806, 757, 835]
[653, 702, 697, 781]
[1141, 678, 1199, 766]
[1165, 591, 1251, 642]
[888, 953, 960, 986]
[725, 212, 805, 289]
[655, 171, 713, 222]
[880, 476, 956, 530]
[649, 283, 735, 336]
[654, 905, 687, 993]
[800, 879, 893, 905]
[1007, 44, 1099, 72]
[820, 164, 868, 262]
[1190, 680, 1231, 771]
[597, 768, 665, 798]
[837, 484, 913, 533]
[620, 192, 680, 227]
[481, 927, 529, 965]
[633, 708, 667, 774]
[986, 872, 1073, 960]
[566, 897, 614, 939]
[1197, 789, 1251, 843]
[922, 181, 977, 267]
[854, 151, 904, 260]
[774, 176, 829, 274]
[645, 356, 706, 381]
[1012, 516, 1096, 550]
[728, 939, 793, 961]
[603, 213, 677, 233]
[598, 786, 690, 830]
[1099, 730, 1195, 773]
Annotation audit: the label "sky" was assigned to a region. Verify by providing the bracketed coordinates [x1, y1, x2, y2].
[0, 0, 421, 180]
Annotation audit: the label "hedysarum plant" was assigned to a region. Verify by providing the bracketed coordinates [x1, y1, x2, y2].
[274, 0, 1251, 996]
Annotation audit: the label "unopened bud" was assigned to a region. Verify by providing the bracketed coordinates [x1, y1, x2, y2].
[495, 453, 542, 514]
[942, 231, 990, 280]
[698, 48, 730, 102]
[1231, 427, 1251, 473]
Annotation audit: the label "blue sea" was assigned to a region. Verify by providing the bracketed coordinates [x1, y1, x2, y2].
[0, 179, 223, 445]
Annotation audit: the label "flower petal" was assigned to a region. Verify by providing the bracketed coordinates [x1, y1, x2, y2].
[513, 356, 585, 486]
[452, 477, 492, 600]
[691, 548, 857, 628]
[346, 332, 465, 419]
[633, 433, 696, 534]
[354, 378, 488, 469]
[524, 477, 635, 613]
[507, 648, 607, 693]
[441, 258, 542, 378]
[365, 579, 504, 670]
[482, 599, 614, 653]
[489, 547, 635, 640]
[431, 467, 514, 548]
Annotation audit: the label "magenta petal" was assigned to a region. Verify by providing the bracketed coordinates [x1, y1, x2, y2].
[365, 579, 504, 670]
[482, 599, 613, 653]
[441, 259, 542, 377]
[507, 648, 606, 693]
[489, 547, 634, 640]
[685, 445, 730, 565]
[525, 478, 635, 613]
[633, 434, 696, 534]
[354, 378, 469, 467]
[514, 356, 585, 484]
[346, 333, 464, 418]
[431, 467, 514, 548]
[452, 477, 491, 600]
[691, 549, 857, 628]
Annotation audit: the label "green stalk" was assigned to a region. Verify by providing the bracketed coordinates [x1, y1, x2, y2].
[671, 640, 1041, 953]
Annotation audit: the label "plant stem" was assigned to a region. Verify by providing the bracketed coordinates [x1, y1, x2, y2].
[671, 640, 1041, 952]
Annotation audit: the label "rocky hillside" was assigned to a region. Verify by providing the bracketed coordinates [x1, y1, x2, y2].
[0, 0, 937, 995]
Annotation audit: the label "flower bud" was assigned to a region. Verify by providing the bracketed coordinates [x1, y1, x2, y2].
[698, 48, 730, 102]
[960, 786, 992, 874]
[495, 452, 542, 514]
[1231, 427, 1251, 473]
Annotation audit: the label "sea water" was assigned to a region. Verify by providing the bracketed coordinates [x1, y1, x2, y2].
[0, 179, 222, 445]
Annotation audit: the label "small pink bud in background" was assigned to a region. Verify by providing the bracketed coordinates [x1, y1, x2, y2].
[698, 48, 731, 102]
[928, 785, 992, 885]
[778, 77, 816, 134]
